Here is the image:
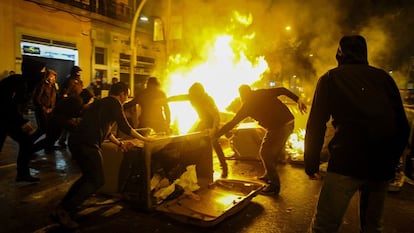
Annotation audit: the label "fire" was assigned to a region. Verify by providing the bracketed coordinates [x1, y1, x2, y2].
[165, 33, 268, 134]
[286, 128, 306, 162]
[235, 121, 261, 129]
[232, 11, 253, 26]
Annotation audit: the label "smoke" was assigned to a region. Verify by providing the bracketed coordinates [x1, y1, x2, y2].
[147, 0, 414, 97]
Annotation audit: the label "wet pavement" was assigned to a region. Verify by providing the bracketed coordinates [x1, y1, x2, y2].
[1, 134, 414, 233]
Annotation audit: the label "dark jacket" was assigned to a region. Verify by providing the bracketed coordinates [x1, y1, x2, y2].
[69, 96, 133, 148]
[33, 78, 57, 111]
[0, 57, 46, 128]
[135, 86, 170, 132]
[190, 93, 220, 131]
[168, 91, 220, 131]
[304, 35, 410, 180]
[60, 75, 83, 98]
[216, 87, 299, 137]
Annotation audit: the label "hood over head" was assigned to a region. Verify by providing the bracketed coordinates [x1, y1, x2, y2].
[188, 82, 205, 98]
[336, 35, 368, 66]
[70, 66, 82, 76]
[238, 84, 252, 103]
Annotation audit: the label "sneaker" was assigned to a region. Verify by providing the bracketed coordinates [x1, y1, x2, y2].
[50, 207, 79, 229]
[260, 184, 280, 196]
[16, 175, 40, 183]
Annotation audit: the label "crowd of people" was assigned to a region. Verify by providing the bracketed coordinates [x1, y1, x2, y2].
[0, 35, 413, 232]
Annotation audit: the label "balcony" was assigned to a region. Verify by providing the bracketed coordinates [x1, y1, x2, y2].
[53, 0, 134, 22]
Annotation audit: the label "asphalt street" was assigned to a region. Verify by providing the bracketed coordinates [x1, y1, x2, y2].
[1, 134, 413, 233]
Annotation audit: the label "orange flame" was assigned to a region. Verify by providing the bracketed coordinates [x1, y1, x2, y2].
[286, 128, 305, 160]
[166, 34, 268, 133]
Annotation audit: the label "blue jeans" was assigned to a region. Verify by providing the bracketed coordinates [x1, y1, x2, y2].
[310, 172, 388, 233]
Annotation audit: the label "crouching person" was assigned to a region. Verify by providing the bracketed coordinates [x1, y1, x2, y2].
[51, 82, 153, 229]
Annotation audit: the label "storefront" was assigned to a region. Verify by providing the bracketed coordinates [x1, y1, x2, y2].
[20, 40, 79, 86]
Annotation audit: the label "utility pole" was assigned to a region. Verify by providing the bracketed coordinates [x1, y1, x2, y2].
[129, 0, 148, 97]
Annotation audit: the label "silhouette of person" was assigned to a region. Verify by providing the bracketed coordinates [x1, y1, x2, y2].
[304, 35, 410, 233]
[215, 84, 307, 195]
[51, 82, 153, 229]
[0, 57, 46, 182]
[168, 82, 228, 177]
[135, 77, 171, 134]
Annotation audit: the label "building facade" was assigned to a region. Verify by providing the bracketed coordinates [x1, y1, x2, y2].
[0, 0, 168, 94]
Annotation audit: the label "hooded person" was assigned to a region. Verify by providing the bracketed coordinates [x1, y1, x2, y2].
[69, 66, 82, 77]
[304, 35, 410, 232]
[335, 35, 368, 66]
[168, 82, 229, 177]
[60, 65, 83, 99]
[0, 56, 46, 183]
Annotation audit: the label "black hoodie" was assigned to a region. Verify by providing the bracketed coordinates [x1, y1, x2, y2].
[0, 57, 46, 127]
[304, 35, 410, 180]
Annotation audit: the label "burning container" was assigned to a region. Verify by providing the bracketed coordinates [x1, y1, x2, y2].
[100, 132, 264, 227]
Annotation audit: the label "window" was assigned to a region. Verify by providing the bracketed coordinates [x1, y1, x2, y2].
[95, 47, 106, 65]
[153, 18, 164, 41]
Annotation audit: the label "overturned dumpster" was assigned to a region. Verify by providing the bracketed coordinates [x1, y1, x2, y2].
[100, 132, 264, 227]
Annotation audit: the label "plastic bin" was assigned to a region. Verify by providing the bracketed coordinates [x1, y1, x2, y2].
[101, 132, 264, 227]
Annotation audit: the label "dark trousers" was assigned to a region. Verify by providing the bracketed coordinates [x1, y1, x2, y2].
[32, 121, 63, 152]
[212, 139, 227, 169]
[260, 123, 294, 188]
[193, 122, 227, 171]
[0, 123, 33, 176]
[32, 108, 50, 141]
[32, 115, 68, 152]
[310, 172, 388, 233]
[62, 143, 105, 213]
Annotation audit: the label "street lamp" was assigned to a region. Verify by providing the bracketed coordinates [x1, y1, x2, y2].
[129, 0, 148, 97]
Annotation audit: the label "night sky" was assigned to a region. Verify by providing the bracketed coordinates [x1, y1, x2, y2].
[146, 0, 414, 90]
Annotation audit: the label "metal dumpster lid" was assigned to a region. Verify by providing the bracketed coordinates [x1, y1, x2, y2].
[155, 179, 264, 227]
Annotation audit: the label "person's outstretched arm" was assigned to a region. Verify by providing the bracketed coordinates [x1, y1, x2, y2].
[274, 87, 307, 114]
[167, 94, 189, 102]
[215, 106, 248, 138]
[112, 97, 152, 142]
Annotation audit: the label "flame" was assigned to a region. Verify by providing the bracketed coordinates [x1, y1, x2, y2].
[235, 121, 261, 129]
[286, 128, 306, 160]
[232, 11, 253, 26]
[161, 11, 270, 134]
[166, 34, 268, 133]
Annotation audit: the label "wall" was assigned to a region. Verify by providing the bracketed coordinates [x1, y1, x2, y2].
[0, 0, 168, 90]
[0, 0, 91, 84]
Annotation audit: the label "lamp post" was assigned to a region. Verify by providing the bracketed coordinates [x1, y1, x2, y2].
[129, 0, 148, 97]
